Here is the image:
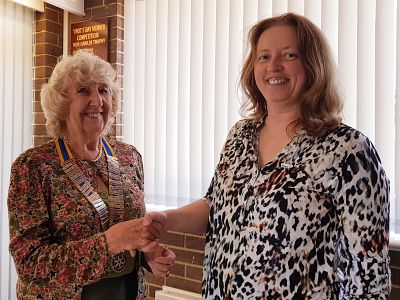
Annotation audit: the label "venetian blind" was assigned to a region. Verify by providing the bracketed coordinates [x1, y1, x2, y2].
[0, 0, 33, 298]
[123, 0, 399, 243]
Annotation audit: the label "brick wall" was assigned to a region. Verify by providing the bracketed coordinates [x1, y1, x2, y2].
[33, 3, 63, 146]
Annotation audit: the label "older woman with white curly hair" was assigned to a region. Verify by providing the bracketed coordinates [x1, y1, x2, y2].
[7, 51, 175, 300]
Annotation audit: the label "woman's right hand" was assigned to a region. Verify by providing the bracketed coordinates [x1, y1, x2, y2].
[143, 211, 168, 232]
[143, 199, 210, 234]
[104, 218, 163, 255]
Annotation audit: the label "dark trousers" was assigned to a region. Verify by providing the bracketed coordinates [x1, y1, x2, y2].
[81, 271, 138, 300]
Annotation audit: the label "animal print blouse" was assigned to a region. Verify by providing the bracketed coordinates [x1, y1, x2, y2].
[203, 117, 391, 299]
[8, 139, 146, 300]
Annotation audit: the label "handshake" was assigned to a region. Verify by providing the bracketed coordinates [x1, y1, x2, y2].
[104, 211, 175, 278]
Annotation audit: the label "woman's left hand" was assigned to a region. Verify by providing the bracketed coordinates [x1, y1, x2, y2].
[145, 247, 176, 278]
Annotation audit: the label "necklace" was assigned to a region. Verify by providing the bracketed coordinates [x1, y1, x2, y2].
[63, 135, 103, 162]
[91, 147, 103, 162]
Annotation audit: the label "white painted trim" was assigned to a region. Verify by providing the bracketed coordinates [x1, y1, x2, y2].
[10, 0, 44, 12]
[63, 10, 68, 57]
[155, 286, 201, 300]
[44, 0, 84, 16]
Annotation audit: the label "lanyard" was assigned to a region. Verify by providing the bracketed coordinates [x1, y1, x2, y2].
[55, 137, 124, 230]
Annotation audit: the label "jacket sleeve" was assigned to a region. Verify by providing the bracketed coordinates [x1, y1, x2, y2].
[7, 153, 110, 288]
[335, 132, 391, 299]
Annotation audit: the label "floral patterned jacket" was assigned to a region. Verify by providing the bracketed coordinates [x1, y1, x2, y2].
[8, 139, 146, 299]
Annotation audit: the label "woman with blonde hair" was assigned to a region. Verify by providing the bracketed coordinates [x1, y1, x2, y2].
[144, 13, 391, 299]
[8, 51, 174, 299]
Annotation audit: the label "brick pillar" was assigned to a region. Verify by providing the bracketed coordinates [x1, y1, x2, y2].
[33, 4, 63, 146]
[69, 0, 124, 140]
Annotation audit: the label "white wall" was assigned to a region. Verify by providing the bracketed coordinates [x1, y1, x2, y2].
[0, 0, 33, 298]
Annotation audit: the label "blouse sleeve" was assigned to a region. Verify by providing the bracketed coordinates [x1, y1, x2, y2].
[7, 153, 110, 288]
[204, 120, 246, 205]
[335, 132, 391, 299]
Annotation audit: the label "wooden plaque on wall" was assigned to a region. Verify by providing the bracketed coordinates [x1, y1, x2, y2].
[70, 18, 108, 61]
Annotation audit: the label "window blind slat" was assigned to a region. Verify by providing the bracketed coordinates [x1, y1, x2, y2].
[0, 2, 13, 298]
[144, 0, 157, 198]
[272, 0, 287, 16]
[321, 0, 338, 60]
[304, 0, 321, 27]
[357, 0, 376, 141]
[0, 2, 4, 202]
[258, 0, 272, 19]
[190, 0, 205, 198]
[375, 0, 396, 238]
[395, 0, 400, 237]
[165, 0, 179, 203]
[133, 1, 146, 153]
[154, 0, 168, 202]
[338, 0, 358, 128]
[0, 0, 32, 297]
[14, 7, 23, 153]
[123, 0, 136, 147]
[201, 0, 217, 196]
[288, 0, 304, 15]
[214, 0, 230, 172]
[123, 0, 134, 146]
[177, 0, 191, 205]
[227, 0, 242, 131]
[243, 0, 259, 60]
